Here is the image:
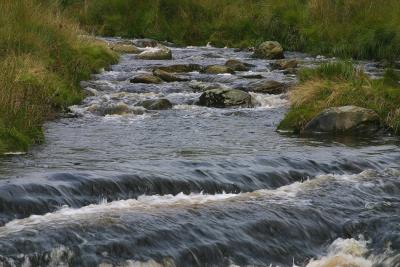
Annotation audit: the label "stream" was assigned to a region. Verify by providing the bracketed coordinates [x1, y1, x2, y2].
[0, 40, 399, 267]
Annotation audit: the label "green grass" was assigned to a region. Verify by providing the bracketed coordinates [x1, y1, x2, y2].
[62, 0, 400, 60]
[278, 61, 400, 133]
[0, 0, 117, 153]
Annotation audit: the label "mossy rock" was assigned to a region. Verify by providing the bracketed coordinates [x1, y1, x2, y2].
[198, 89, 253, 108]
[253, 41, 284, 60]
[201, 65, 235, 74]
[140, 99, 173, 110]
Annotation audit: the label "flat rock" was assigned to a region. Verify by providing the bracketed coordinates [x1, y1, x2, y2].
[201, 65, 235, 74]
[157, 64, 202, 73]
[271, 59, 298, 70]
[136, 45, 172, 60]
[130, 74, 162, 84]
[224, 59, 253, 71]
[140, 99, 173, 110]
[110, 43, 141, 54]
[153, 69, 189, 82]
[246, 80, 288, 94]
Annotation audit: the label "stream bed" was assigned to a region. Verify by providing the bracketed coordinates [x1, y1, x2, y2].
[0, 40, 399, 267]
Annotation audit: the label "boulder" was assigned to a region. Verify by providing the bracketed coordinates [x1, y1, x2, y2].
[224, 59, 253, 71]
[302, 106, 381, 134]
[198, 89, 253, 108]
[140, 99, 173, 110]
[110, 43, 141, 54]
[153, 69, 189, 82]
[270, 59, 298, 70]
[253, 41, 284, 59]
[201, 65, 235, 74]
[247, 80, 287, 94]
[130, 74, 162, 84]
[136, 45, 172, 60]
[157, 64, 202, 73]
[132, 39, 159, 48]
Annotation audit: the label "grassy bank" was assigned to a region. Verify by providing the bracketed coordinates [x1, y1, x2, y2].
[278, 62, 400, 134]
[0, 0, 117, 153]
[64, 0, 400, 60]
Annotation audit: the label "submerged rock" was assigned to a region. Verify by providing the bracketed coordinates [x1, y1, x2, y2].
[157, 64, 202, 73]
[136, 45, 172, 60]
[140, 99, 173, 110]
[198, 89, 253, 108]
[246, 80, 288, 94]
[270, 59, 298, 70]
[132, 39, 159, 48]
[153, 69, 189, 82]
[253, 41, 284, 60]
[224, 59, 253, 71]
[302, 106, 381, 134]
[101, 103, 130, 116]
[130, 74, 162, 84]
[110, 43, 141, 54]
[201, 65, 235, 74]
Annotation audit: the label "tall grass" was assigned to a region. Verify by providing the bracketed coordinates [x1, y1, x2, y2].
[0, 0, 117, 153]
[64, 0, 400, 60]
[278, 62, 400, 133]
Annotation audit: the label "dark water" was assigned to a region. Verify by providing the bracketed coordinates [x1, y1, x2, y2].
[0, 40, 399, 267]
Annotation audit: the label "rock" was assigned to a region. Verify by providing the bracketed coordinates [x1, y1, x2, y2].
[140, 99, 173, 110]
[110, 43, 141, 54]
[130, 74, 162, 84]
[198, 89, 253, 108]
[253, 41, 284, 59]
[132, 39, 159, 47]
[201, 65, 235, 74]
[189, 81, 227, 92]
[270, 59, 298, 70]
[136, 45, 172, 60]
[302, 106, 381, 134]
[240, 74, 263, 79]
[224, 59, 253, 71]
[153, 69, 189, 82]
[157, 64, 202, 73]
[102, 103, 130, 116]
[247, 80, 287, 94]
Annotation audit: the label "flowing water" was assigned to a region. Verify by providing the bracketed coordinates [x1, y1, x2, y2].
[0, 40, 399, 267]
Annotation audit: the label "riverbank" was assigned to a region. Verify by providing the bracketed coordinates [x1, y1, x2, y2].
[278, 61, 400, 134]
[66, 0, 400, 60]
[0, 1, 117, 153]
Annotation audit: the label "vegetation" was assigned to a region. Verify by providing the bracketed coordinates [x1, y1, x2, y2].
[0, 0, 117, 153]
[63, 0, 400, 60]
[278, 61, 400, 133]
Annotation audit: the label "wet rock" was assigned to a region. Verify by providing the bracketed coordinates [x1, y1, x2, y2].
[157, 64, 202, 73]
[109, 43, 141, 54]
[153, 69, 189, 82]
[189, 81, 227, 92]
[302, 106, 381, 134]
[198, 89, 253, 108]
[233, 47, 255, 52]
[130, 74, 162, 84]
[201, 65, 235, 74]
[270, 59, 298, 70]
[140, 99, 173, 110]
[101, 103, 130, 116]
[224, 59, 253, 71]
[132, 39, 159, 47]
[253, 41, 284, 59]
[246, 80, 288, 94]
[240, 74, 264, 79]
[136, 45, 172, 60]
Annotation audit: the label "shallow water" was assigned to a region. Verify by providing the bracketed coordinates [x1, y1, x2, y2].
[0, 40, 399, 267]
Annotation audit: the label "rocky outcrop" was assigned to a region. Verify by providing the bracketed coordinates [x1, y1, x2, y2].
[136, 45, 172, 60]
[110, 43, 141, 54]
[157, 64, 202, 73]
[130, 74, 162, 84]
[140, 99, 173, 110]
[153, 69, 189, 82]
[302, 106, 381, 134]
[253, 41, 284, 60]
[270, 59, 298, 70]
[198, 89, 253, 108]
[246, 80, 288, 94]
[224, 59, 253, 71]
[201, 65, 235, 74]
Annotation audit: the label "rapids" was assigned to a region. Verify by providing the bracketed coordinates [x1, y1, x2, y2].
[0, 39, 399, 267]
